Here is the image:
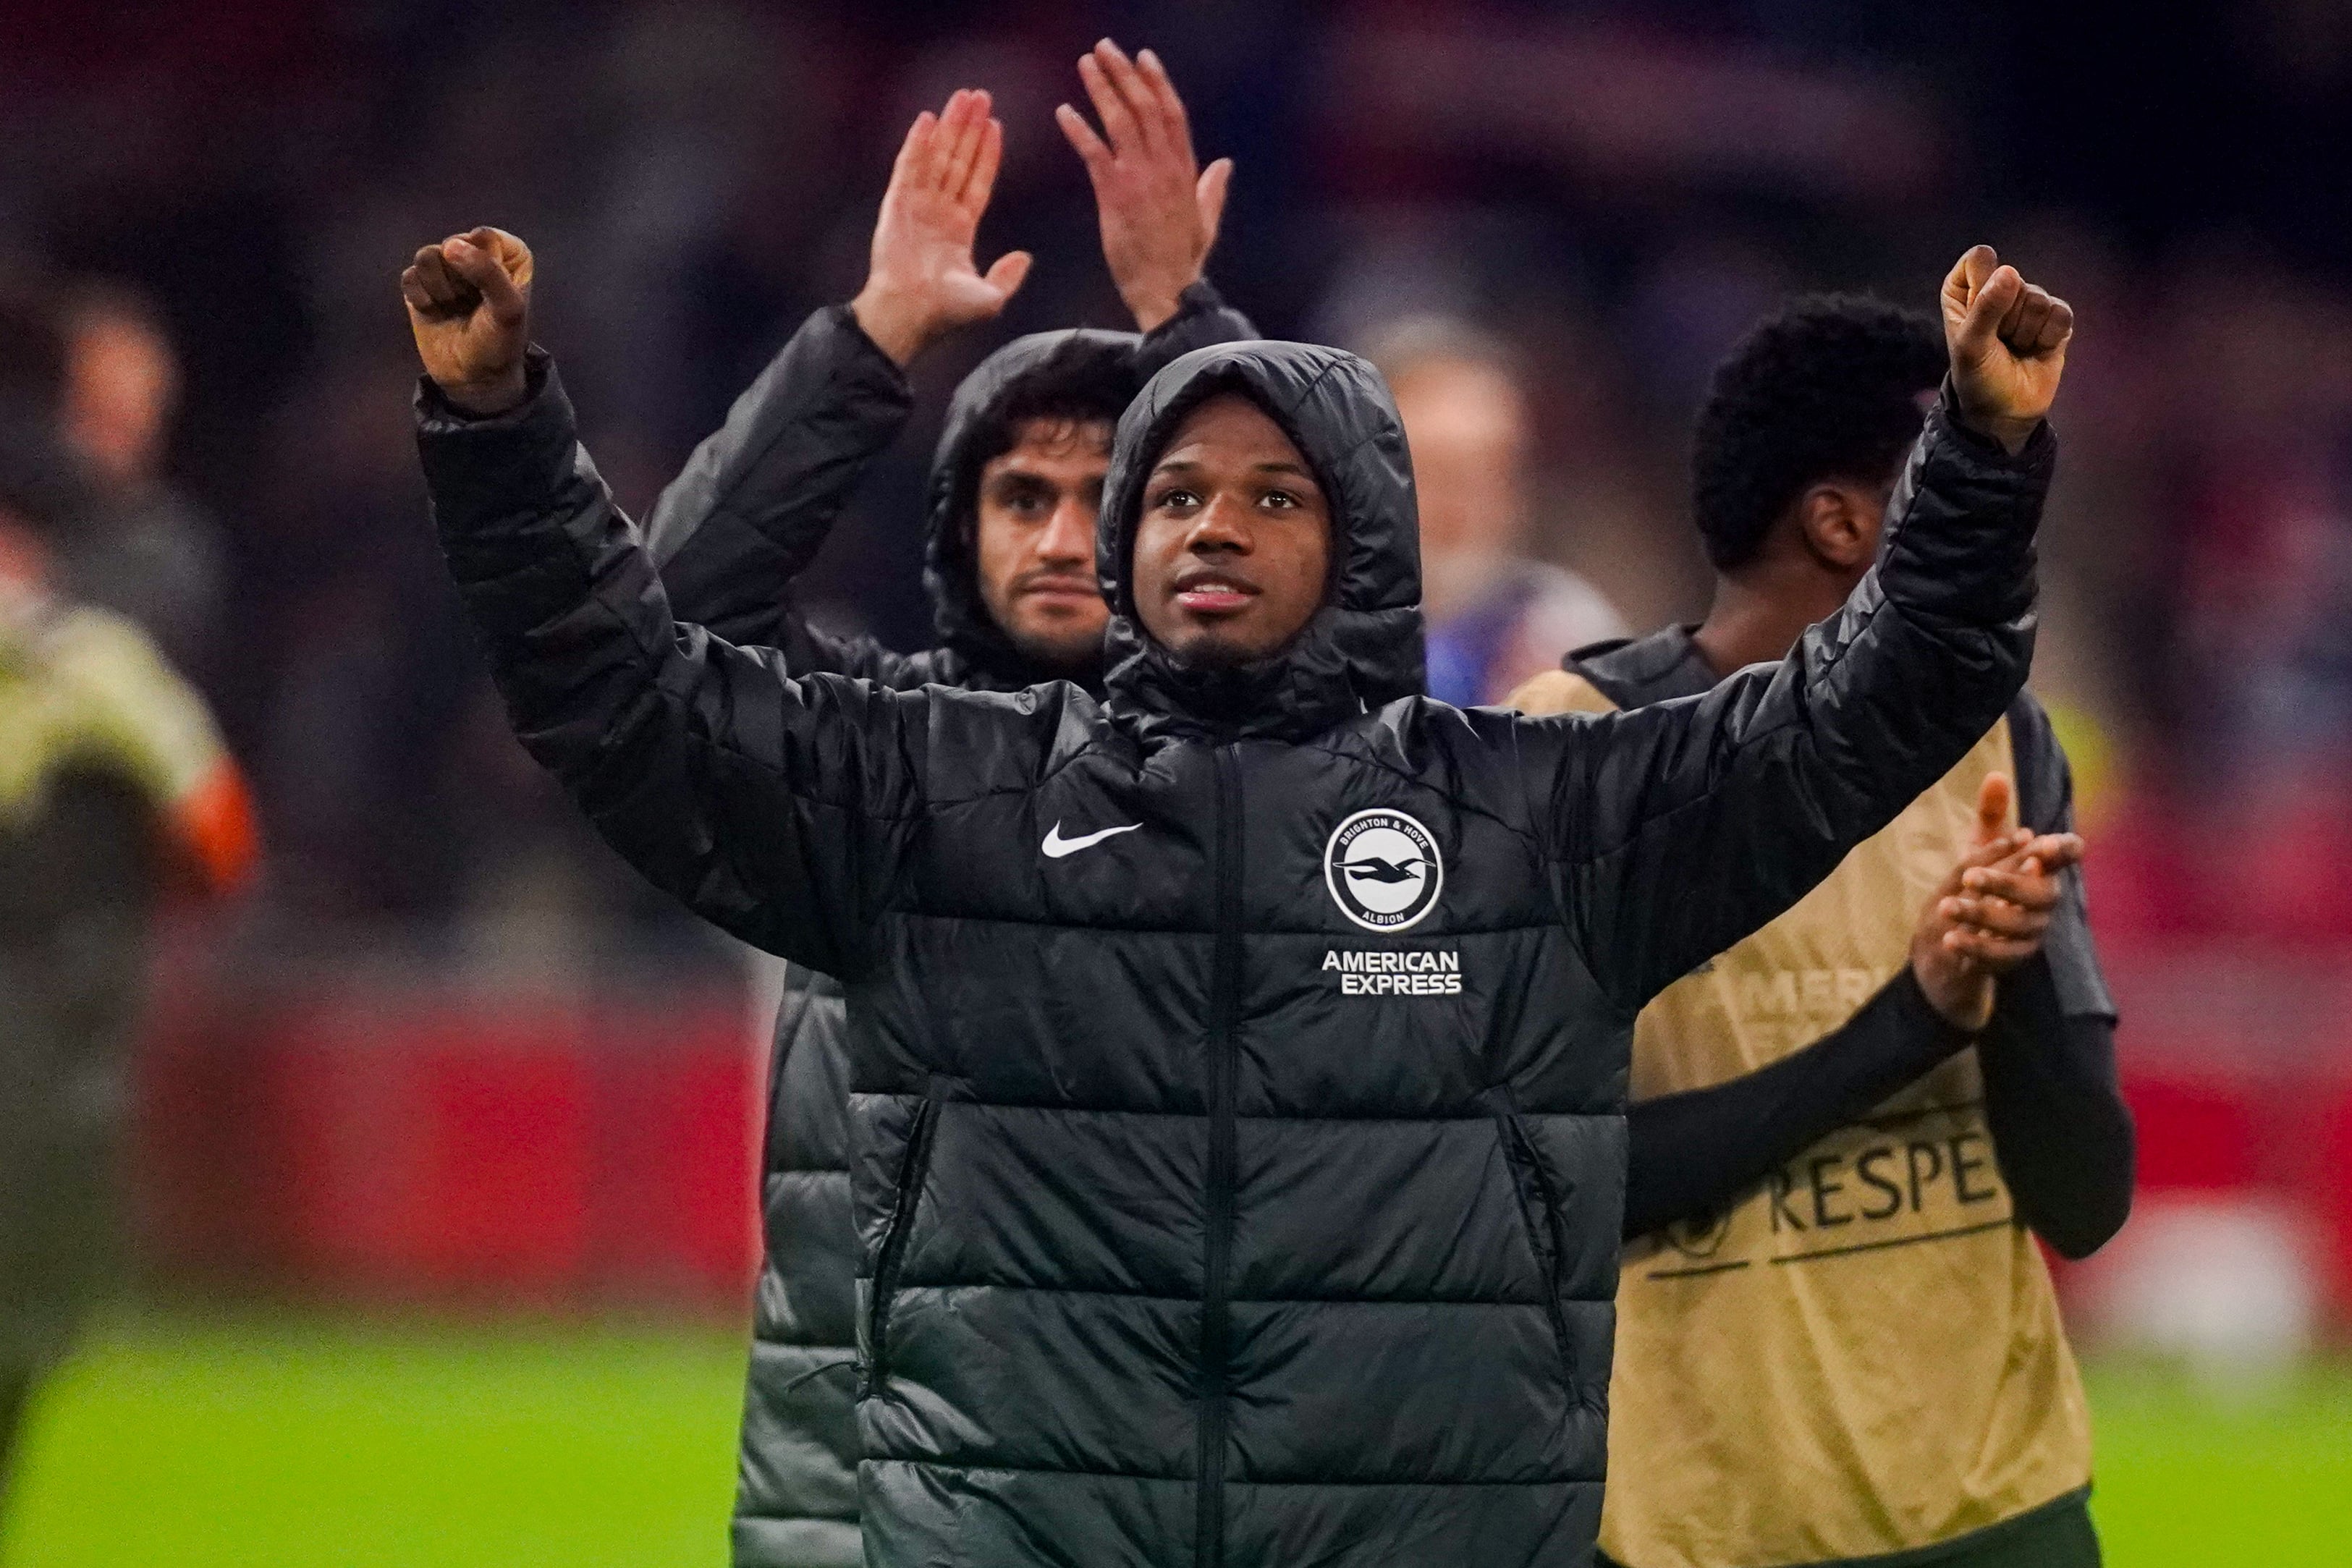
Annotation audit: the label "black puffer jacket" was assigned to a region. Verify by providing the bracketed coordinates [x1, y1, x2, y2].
[638, 287, 1256, 1567]
[423, 340, 2049, 1567]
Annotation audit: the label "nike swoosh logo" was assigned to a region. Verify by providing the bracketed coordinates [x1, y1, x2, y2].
[1042, 820, 1143, 859]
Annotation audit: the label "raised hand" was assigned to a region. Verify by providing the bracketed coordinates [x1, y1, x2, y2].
[402, 227, 534, 414]
[1057, 38, 1232, 333]
[1909, 772, 2086, 1030]
[850, 89, 1033, 368]
[1942, 245, 2074, 453]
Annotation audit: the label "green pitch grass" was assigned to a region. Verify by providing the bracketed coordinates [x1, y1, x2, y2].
[2084, 1355, 2352, 1565]
[4, 1316, 2348, 1565]
[1, 1315, 746, 1567]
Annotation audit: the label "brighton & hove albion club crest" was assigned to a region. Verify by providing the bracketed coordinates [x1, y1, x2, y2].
[1324, 808, 1444, 932]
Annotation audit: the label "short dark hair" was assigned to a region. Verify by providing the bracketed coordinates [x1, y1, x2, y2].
[965, 336, 1137, 480]
[1691, 294, 1945, 571]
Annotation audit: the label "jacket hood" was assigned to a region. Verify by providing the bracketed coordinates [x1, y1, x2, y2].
[923, 328, 1141, 692]
[1096, 340, 1424, 742]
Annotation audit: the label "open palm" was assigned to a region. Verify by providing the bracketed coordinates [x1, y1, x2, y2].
[1056, 40, 1232, 333]
[853, 90, 1031, 364]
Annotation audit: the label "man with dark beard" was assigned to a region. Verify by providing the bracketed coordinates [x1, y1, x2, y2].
[503, 42, 1253, 1566]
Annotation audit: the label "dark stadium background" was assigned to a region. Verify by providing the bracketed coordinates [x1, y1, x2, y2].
[4, 2, 2350, 1562]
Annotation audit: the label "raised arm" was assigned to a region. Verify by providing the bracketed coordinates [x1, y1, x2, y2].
[640, 303, 912, 659]
[1548, 247, 2072, 1012]
[402, 229, 924, 974]
[646, 91, 1025, 669]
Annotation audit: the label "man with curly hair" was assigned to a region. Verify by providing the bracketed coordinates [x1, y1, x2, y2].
[1513, 294, 2134, 1568]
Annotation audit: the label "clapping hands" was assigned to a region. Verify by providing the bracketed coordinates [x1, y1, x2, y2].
[1910, 773, 2086, 1031]
[850, 40, 1234, 366]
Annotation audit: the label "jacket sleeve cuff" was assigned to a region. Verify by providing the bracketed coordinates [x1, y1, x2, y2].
[1164, 277, 1230, 327]
[415, 346, 559, 435]
[1868, 378, 2054, 629]
[821, 304, 915, 399]
[1933, 376, 2057, 470]
[417, 347, 586, 578]
[1135, 277, 1261, 382]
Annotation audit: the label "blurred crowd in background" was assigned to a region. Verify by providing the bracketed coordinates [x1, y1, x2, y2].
[4, 0, 2349, 957]
[5, 2, 2352, 1344]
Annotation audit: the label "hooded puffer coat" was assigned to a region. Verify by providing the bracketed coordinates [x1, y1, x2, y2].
[637, 287, 1256, 1567]
[422, 339, 2050, 1567]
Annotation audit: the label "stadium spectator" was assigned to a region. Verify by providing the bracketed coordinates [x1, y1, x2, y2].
[1363, 316, 1625, 705]
[408, 221, 2065, 1564]
[1512, 294, 2131, 1568]
[55, 284, 231, 690]
[0, 409, 254, 1520]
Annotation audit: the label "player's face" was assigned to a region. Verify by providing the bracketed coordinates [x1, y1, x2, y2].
[973, 418, 1114, 673]
[1131, 394, 1331, 668]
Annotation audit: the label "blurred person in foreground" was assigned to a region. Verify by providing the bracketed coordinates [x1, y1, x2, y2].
[411, 44, 1251, 1567]
[0, 412, 255, 1516]
[54, 284, 230, 687]
[408, 165, 2069, 1564]
[1513, 294, 2131, 1568]
[1366, 318, 1625, 705]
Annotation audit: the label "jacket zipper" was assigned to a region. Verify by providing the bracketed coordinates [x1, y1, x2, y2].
[1196, 745, 1243, 1568]
[864, 1086, 942, 1395]
[1498, 1112, 1577, 1373]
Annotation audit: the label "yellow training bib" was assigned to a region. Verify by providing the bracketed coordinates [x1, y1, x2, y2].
[1515, 667, 2093, 1568]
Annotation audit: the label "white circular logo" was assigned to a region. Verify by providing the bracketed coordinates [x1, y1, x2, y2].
[1324, 808, 1444, 931]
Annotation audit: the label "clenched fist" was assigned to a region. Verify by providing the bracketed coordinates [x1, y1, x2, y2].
[402, 226, 533, 415]
[1942, 245, 2073, 453]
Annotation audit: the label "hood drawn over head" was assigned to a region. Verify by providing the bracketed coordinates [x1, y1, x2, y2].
[923, 329, 1141, 692]
[1097, 340, 1424, 742]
